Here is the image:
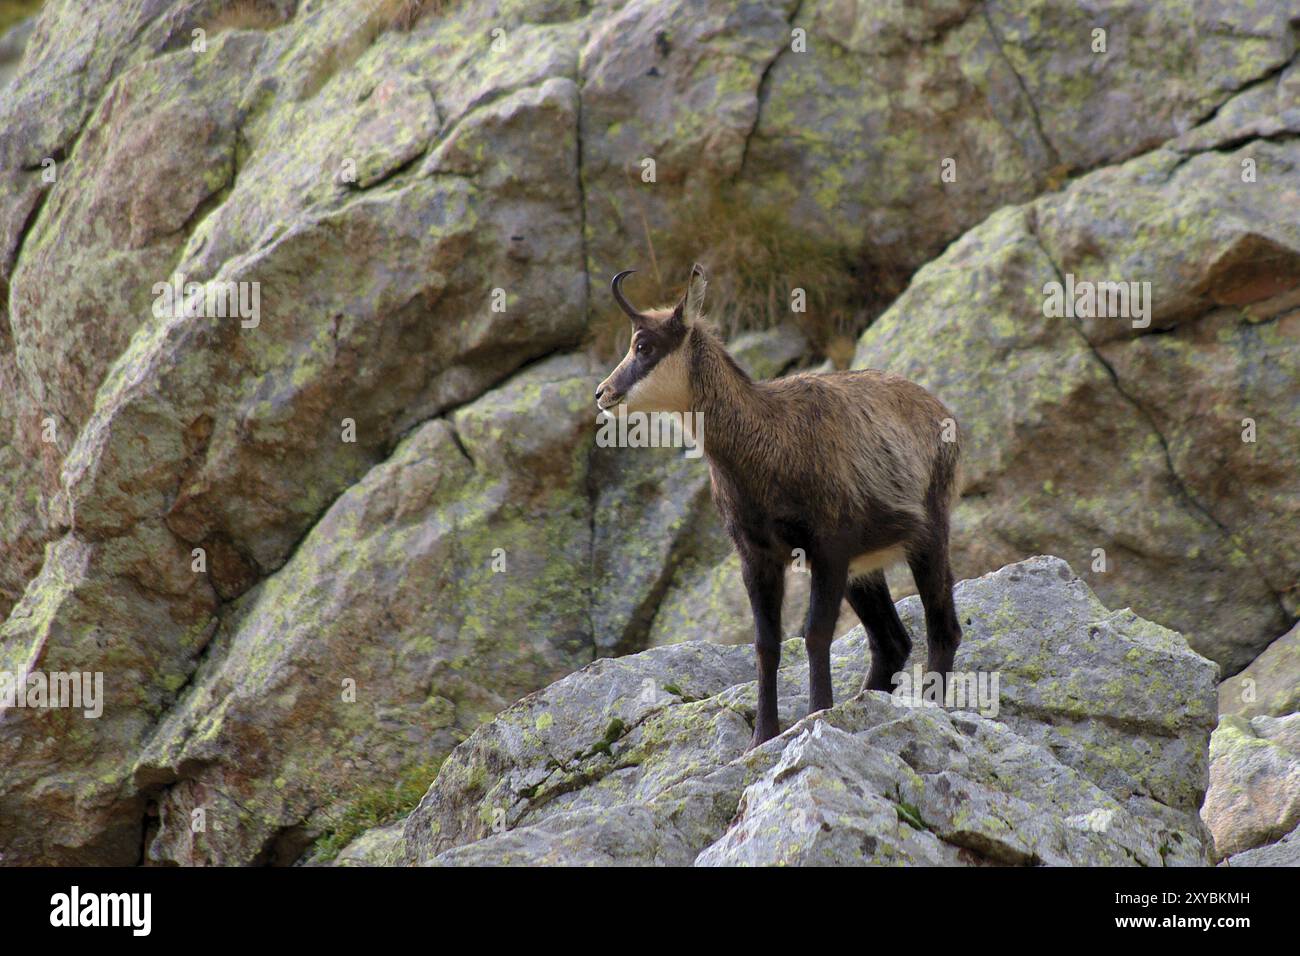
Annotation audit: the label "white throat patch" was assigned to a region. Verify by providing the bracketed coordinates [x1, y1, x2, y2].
[625, 345, 691, 415]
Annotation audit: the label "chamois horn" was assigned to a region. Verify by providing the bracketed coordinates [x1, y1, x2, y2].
[610, 270, 645, 321]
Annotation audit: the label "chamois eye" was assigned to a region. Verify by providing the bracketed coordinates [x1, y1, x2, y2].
[635, 340, 653, 357]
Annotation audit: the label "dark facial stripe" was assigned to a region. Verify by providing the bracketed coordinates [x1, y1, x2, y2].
[607, 320, 686, 398]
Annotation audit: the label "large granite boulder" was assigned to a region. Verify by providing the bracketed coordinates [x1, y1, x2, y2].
[398, 557, 1218, 866]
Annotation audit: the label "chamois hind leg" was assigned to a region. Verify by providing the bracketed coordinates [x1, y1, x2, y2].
[846, 571, 912, 693]
[803, 555, 848, 715]
[906, 534, 962, 697]
[741, 554, 785, 748]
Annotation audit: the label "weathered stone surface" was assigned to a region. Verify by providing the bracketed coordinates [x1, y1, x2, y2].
[1170, 57, 1300, 156]
[0, 526, 215, 865]
[0, 12, 35, 89]
[1220, 825, 1300, 867]
[1202, 712, 1300, 860]
[696, 710, 1191, 867]
[1219, 622, 1300, 720]
[134, 355, 599, 865]
[579, 0, 1299, 311]
[11, 35, 252, 434]
[0, 346, 46, 621]
[328, 822, 404, 868]
[400, 557, 1216, 866]
[1, 0, 588, 863]
[737, 0, 1297, 272]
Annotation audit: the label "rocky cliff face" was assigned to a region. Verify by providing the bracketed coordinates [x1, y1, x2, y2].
[0, 0, 1296, 865]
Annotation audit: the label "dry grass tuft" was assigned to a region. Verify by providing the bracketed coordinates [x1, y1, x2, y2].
[609, 182, 911, 363]
[369, 0, 453, 33]
[205, 0, 288, 34]
[295, 0, 454, 100]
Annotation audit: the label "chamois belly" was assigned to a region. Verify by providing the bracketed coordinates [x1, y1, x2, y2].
[847, 545, 907, 580]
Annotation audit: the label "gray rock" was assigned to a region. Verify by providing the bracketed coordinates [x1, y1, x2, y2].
[1202, 712, 1300, 860]
[0, 16, 35, 89]
[697, 710, 1187, 867]
[1221, 826, 1300, 867]
[329, 822, 404, 868]
[1219, 622, 1300, 720]
[400, 557, 1216, 866]
[134, 355, 600, 866]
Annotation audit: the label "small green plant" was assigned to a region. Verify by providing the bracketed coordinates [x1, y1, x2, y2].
[895, 800, 929, 832]
[312, 758, 444, 861]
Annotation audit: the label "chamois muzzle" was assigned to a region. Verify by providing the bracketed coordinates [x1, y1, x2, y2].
[595, 383, 621, 410]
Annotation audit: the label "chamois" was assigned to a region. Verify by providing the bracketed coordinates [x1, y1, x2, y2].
[596, 264, 963, 748]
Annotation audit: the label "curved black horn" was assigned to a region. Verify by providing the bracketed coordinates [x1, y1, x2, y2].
[610, 270, 644, 321]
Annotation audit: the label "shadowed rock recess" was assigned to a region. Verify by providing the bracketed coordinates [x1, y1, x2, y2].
[0, 0, 1295, 865]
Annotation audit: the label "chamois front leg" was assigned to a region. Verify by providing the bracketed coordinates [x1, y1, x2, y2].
[741, 554, 785, 748]
[804, 555, 848, 715]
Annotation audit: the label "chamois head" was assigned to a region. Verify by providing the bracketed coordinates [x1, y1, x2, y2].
[595, 264, 706, 415]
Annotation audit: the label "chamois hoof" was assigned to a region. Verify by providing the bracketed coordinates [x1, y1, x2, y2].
[863, 670, 896, 693]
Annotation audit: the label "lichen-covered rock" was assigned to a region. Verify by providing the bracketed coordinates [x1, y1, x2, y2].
[576, 0, 1300, 315]
[399, 557, 1217, 866]
[1218, 623, 1300, 721]
[0, 12, 36, 89]
[133, 355, 599, 866]
[1, 0, 588, 864]
[1202, 712, 1300, 861]
[737, 0, 1297, 271]
[328, 822, 404, 868]
[696, 709, 1189, 867]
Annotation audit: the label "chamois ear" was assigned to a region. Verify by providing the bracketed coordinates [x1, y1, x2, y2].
[680, 262, 707, 324]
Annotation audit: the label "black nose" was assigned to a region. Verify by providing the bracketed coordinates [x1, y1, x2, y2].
[595, 385, 605, 400]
